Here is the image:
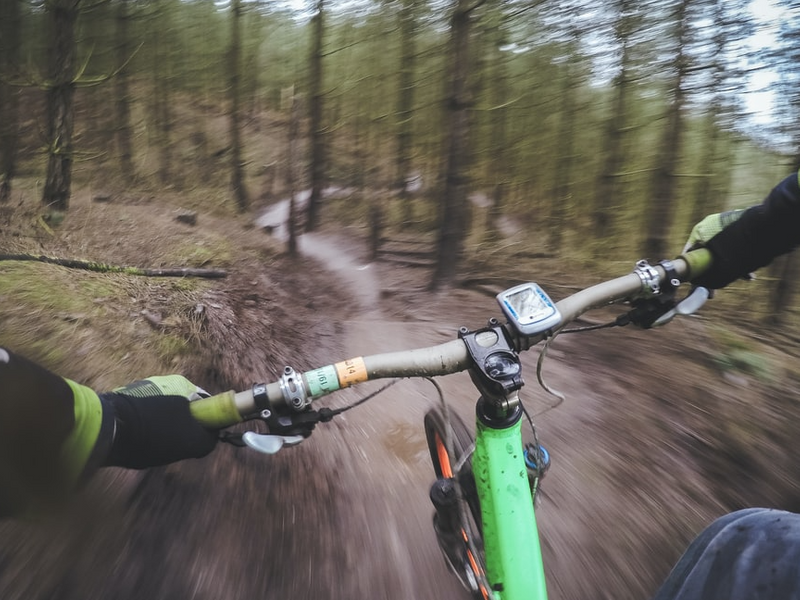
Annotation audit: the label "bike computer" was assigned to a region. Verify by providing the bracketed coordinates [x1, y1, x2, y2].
[497, 283, 561, 336]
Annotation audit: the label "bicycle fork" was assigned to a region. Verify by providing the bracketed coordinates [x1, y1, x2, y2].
[473, 400, 548, 600]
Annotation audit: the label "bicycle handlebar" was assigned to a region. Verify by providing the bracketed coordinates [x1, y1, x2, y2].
[190, 249, 712, 429]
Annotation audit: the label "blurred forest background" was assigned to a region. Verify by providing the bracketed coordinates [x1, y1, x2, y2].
[3, 3, 800, 599]
[0, 0, 799, 306]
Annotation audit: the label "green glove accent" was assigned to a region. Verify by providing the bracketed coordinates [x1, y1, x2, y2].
[682, 209, 748, 253]
[113, 374, 209, 400]
[61, 379, 104, 485]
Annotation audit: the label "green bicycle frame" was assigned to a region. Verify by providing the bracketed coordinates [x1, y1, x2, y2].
[473, 415, 548, 600]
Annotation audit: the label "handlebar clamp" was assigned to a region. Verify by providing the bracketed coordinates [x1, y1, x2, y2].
[627, 259, 683, 328]
[280, 366, 310, 411]
[634, 260, 661, 297]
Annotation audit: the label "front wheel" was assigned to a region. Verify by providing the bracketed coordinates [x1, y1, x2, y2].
[424, 408, 490, 600]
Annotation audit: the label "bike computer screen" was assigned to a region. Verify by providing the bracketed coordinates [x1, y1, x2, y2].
[497, 283, 561, 336]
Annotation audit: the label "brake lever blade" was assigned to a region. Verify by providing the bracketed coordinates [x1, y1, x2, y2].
[676, 286, 710, 315]
[652, 286, 710, 327]
[241, 432, 305, 455]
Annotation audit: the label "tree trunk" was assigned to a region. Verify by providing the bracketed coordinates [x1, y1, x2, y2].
[0, 0, 21, 203]
[642, 0, 689, 259]
[688, 0, 729, 226]
[549, 47, 578, 252]
[306, 0, 325, 232]
[593, 0, 634, 240]
[0, 253, 227, 278]
[768, 253, 800, 325]
[152, 1, 173, 186]
[395, 0, 417, 227]
[688, 111, 727, 226]
[593, 83, 627, 240]
[42, 0, 80, 213]
[483, 10, 509, 243]
[286, 91, 300, 256]
[229, 0, 249, 212]
[114, 0, 135, 182]
[430, 0, 480, 290]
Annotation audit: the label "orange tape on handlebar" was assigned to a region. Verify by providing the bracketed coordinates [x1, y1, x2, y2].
[334, 357, 368, 388]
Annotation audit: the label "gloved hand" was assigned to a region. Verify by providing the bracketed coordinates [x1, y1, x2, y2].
[101, 375, 218, 469]
[682, 208, 748, 253]
[682, 208, 755, 289]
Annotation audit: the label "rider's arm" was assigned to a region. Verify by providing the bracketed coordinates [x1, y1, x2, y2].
[0, 347, 217, 518]
[689, 170, 800, 289]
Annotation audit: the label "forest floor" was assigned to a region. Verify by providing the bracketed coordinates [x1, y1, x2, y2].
[1, 184, 800, 600]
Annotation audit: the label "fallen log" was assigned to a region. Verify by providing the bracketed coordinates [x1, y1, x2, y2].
[0, 253, 228, 278]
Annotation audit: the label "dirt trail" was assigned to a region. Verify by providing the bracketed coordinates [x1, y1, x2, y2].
[278, 228, 473, 599]
[253, 225, 645, 600]
[3, 196, 793, 600]
[266, 227, 758, 600]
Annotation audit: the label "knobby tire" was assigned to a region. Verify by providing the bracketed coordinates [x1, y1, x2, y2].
[424, 408, 490, 600]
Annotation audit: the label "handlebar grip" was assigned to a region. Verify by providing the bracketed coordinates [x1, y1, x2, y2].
[680, 248, 713, 281]
[191, 390, 243, 428]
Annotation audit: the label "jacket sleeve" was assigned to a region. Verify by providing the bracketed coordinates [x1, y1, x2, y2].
[699, 170, 800, 289]
[0, 348, 110, 517]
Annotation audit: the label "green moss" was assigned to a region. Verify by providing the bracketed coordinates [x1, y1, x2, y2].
[713, 349, 773, 380]
[0, 264, 111, 371]
[0, 261, 202, 378]
[709, 326, 774, 382]
[156, 333, 190, 360]
[0, 329, 68, 367]
[44, 211, 66, 227]
[166, 238, 233, 268]
[0, 263, 84, 312]
[170, 277, 205, 292]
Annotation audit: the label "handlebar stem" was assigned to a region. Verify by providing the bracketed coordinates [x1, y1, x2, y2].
[459, 323, 524, 418]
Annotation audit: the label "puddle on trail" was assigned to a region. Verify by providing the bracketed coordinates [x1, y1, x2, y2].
[382, 421, 429, 467]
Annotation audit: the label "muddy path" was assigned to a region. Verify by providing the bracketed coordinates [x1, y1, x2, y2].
[0, 221, 475, 600]
[2, 204, 795, 600]
[259, 227, 476, 599]
[219, 225, 797, 600]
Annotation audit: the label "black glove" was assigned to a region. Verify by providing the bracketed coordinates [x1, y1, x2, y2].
[101, 376, 218, 469]
[690, 173, 800, 289]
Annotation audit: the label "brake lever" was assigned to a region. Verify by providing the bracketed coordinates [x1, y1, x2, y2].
[242, 432, 305, 455]
[224, 406, 337, 455]
[651, 286, 710, 327]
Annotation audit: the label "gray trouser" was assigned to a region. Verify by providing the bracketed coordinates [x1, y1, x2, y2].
[653, 508, 800, 600]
